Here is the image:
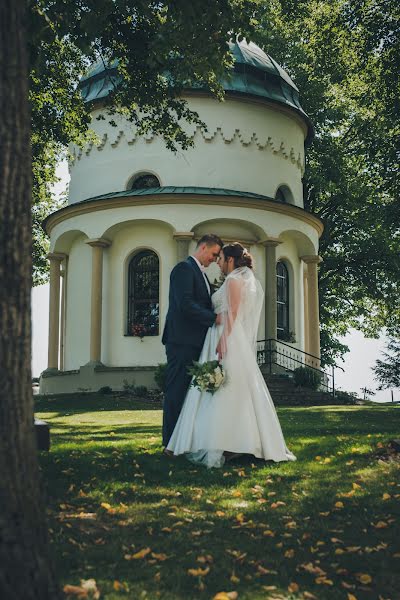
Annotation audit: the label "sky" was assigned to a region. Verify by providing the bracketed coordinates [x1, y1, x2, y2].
[32, 162, 398, 403]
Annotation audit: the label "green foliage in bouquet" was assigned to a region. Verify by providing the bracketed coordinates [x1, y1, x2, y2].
[187, 360, 225, 395]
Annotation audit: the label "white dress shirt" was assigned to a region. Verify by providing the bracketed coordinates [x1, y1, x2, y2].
[190, 255, 211, 295]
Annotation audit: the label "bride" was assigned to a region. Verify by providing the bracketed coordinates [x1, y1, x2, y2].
[166, 242, 296, 468]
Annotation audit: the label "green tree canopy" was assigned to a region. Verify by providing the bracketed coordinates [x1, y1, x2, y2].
[29, 0, 258, 283]
[253, 0, 400, 363]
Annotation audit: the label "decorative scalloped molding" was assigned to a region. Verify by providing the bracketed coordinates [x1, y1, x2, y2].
[70, 125, 304, 172]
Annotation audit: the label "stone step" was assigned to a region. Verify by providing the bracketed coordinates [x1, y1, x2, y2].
[262, 374, 334, 405]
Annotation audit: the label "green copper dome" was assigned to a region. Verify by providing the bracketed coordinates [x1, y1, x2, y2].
[79, 39, 313, 139]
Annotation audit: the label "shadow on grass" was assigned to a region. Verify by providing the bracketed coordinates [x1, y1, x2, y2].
[36, 401, 400, 599]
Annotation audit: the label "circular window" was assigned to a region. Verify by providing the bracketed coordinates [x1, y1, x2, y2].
[130, 174, 160, 190]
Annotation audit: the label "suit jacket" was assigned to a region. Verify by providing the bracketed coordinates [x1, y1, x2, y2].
[162, 257, 216, 348]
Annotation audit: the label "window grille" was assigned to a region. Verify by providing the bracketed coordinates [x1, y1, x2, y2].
[127, 251, 159, 336]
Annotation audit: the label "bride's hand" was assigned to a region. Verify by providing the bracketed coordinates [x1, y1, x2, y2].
[215, 313, 222, 326]
[216, 336, 227, 361]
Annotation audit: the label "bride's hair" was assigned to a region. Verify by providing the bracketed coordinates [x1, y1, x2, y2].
[222, 242, 253, 269]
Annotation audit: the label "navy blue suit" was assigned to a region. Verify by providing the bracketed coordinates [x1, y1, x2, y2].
[162, 257, 216, 445]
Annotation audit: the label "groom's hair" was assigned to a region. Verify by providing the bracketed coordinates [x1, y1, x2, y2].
[196, 234, 223, 248]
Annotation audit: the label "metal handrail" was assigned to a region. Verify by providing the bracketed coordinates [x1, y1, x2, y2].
[256, 338, 338, 396]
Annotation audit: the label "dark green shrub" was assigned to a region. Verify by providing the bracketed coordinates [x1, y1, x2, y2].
[134, 385, 148, 397]
[154, 363, 167, 392]
[293, 366, 322, 390]
[98, 386, 113, 394]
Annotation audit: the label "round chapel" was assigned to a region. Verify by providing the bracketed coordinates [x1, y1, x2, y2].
[40, 39, 323, 394]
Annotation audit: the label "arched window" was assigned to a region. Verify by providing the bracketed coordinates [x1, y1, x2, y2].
[127, 250, 159, 336]
[275, 188, 286, 203]
[275, 185, 294, 204]
[130, 173, 160, 190]
[276, 261, 289, 340]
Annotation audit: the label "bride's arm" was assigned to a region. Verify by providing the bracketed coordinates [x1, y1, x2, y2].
[216, 278, 242, 360]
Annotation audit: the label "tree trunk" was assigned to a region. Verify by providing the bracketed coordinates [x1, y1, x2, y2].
[0, 1, 60, 598]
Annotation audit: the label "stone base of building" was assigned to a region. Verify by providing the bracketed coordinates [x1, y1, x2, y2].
[39, 363, 157, 395]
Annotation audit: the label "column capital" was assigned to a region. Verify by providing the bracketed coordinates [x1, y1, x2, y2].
[47, 252, 67, 262]
[173, 232, 195, 241]
[301, 255, 323, 265]
[85, 238, 112, 249]
[259, 237, 282, 247]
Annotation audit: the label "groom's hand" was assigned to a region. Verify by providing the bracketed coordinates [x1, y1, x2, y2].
[215, 314, 222, 325]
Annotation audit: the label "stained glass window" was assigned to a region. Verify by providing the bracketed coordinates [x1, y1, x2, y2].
[127, 251, 159, 336]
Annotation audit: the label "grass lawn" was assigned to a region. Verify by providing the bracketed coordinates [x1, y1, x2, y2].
[35, 394, 400, 600]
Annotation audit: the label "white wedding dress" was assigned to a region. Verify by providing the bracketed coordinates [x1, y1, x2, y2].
[167, 267, 296, 468]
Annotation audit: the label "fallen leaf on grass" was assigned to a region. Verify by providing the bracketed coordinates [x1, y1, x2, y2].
[303, 593, 317, 599]
[113, 581, 129, 592]
[347, 594, 357, 600]
[187, 567, 210, 577]
[288, 582, 299, 592]
[356, 573, 372, 584]
[335, 502, 344, 508]
[63, 579, 100, 599]
[315, 577, 334, 585]
[213, 593, 238, 600]
[382, 493, 391, 500]
[373, 521, 388, 529]
[151, 552, 169, 561]
[124, 547, 151, 560]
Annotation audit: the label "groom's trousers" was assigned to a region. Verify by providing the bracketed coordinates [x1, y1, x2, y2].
[162, 343, 202, 446]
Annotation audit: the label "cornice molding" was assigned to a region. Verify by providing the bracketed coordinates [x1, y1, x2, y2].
[45, 193, 324, 239]
[70, 124, 304, 173]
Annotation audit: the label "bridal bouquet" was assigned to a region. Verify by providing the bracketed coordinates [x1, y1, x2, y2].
[188, 360, 225, 395]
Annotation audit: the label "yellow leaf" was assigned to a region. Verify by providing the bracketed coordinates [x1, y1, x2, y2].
[335, 501, 344, 508]
[100, 502, 111, 510]
[315, 577, 333, 585]
[347, 595, 357, 600]
[374, 521, 388, 528]
[216, 510, 225, 517]
[262, 586, 277, 591]
[357, 574, 372, 584]
[263, 530, 275, 537]
[131, 547, 151, 559]
[303, 593, 318, 599]
[288, 582, 299, 592]
[315, 456, 322, 461]
[213, 593, 238, 600]
[232, 490, 242, 497]
[230, 574, 240, 583]
[335, 548, 345, 555]
[151, 552, 168, 561]
[382, 493, 391, 500]
[284, 549, 295, 558]
[352, 483, 362, 490]
[187, 567, 210, 577]
[346, 460, 354, 465]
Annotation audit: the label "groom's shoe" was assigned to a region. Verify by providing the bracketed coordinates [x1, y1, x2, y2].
[162, 448, 175, 457]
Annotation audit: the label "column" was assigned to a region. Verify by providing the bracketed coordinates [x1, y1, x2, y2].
[301, 255, 323, 364]
[173, 232, 194, 262]
[46, 252, 67, 371]
[85, 238, 111, 364]
[260, 238, 282, 341]
[303, 265, 310, 357]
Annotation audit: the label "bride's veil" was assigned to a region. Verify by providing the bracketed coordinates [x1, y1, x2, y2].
[221, 266, 264, 353]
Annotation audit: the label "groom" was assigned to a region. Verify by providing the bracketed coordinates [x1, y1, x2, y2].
[161, 233, 223, 451]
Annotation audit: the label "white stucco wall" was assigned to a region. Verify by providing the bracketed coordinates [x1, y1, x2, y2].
[58, 204, 315, 369]
[68, 95, 306, 207]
